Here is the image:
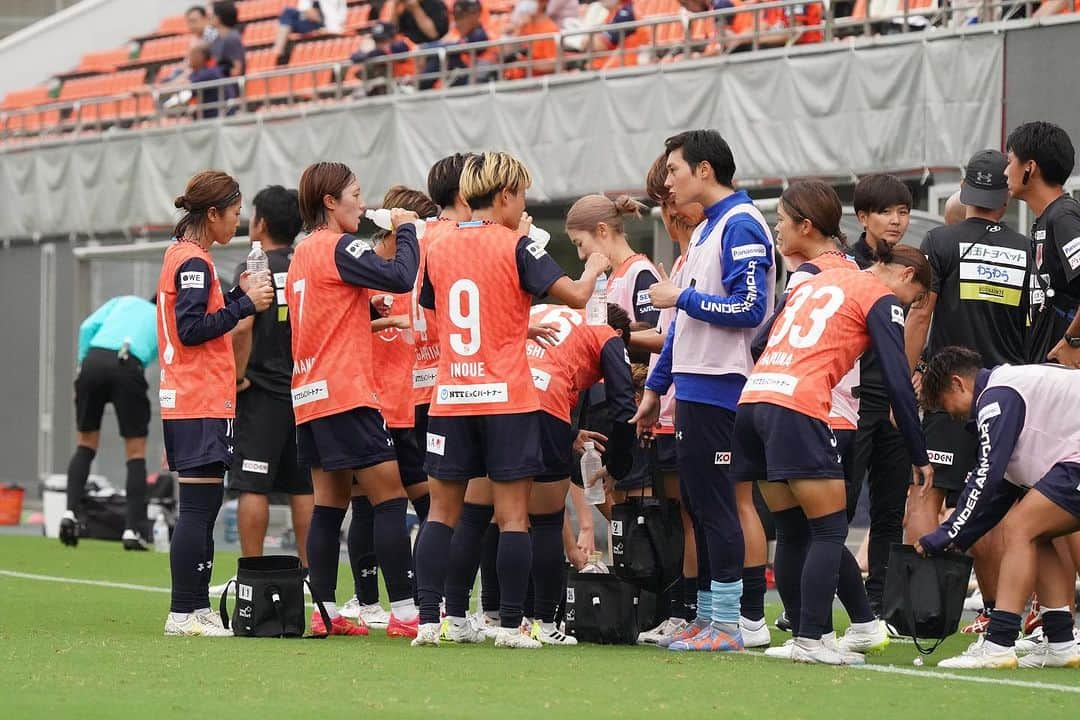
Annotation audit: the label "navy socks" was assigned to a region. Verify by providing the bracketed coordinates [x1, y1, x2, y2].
[307, 505, 347, 605]
[169, 483, 223, 614]
[444, 503, 493, 617]
[416, 521, 454, 624]
[800, 511, 848, 639]
[348, 497, 379, 605]
[529, 511, 564, 623]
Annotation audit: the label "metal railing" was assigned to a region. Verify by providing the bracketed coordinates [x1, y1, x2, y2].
[0, 0, 1056, 143]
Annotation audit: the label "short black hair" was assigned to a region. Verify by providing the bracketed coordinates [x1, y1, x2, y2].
[252, 185, 302, 246]
[427, 153, 473, 209]
[606, 303, 631, 348]
[920, 346, 982, 411]
[186, 5, 207, 17]
[212, 1, 238, 28]
[1006, 121, 1076, 187]
[664, 130, 736, 187]
[853, 174, 913, 215]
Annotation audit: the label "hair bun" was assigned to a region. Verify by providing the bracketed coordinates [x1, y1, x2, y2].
[613, 194, 645, 218]
[174, 194, 188, 211]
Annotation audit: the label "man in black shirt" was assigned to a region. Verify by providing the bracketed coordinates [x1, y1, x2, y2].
[230, 186, 312, 564]
[392, 0, 450, 44]
[904, 150, 1031, 629]
[1005, 121, 1080, 367]
[846, 174, 915, 616]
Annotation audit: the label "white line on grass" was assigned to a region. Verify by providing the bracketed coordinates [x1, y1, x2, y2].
[0, 569, 169, 593]
[855, 662, 1080, 693]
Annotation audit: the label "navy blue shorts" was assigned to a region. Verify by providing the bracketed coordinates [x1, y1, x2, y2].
[424, 411, 546, 483]
[1034, 462, 1080, 519]
[536, 412, 574, 483]
[731, 403, 844, 483]
[390, 427, 427, 487]
[920, 410, 977, 495]
[163, 417, 233, 475]
[296, 407, 397, 472]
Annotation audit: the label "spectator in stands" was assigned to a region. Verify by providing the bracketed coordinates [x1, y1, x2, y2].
[272, 0, 348, 65]
[590, 0, 636, 53]
[420, 0, 495, 88]
[1034, 0, 1077, 15]
[509, 0, 581, 30]
[209, 1, 246, 77]
[186, 5, 218, 45]
[351, 22, 416, 92]
[503, 0, 559, 79]
[392, 0, 451, 44]
[726, 0, 822, 51]
[188, 43, 226, 119]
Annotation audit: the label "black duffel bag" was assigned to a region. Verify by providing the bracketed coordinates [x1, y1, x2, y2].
[564, 571, 641, 645]
[79, 494, 126, 541]
[883, 543, 973, 654]
[218, 555, 331, 638]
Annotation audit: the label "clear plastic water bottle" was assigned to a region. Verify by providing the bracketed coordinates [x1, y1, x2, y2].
[585, 273, 608, 326]
[581, 441, 605, 505]
[152, 513, 170, 552]
[366, 208, 426, 240]
[246, 240, 269, 283]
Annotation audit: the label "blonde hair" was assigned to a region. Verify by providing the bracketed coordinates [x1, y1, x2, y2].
[459, 152, 532, 210]
[565, 194, 645, 235]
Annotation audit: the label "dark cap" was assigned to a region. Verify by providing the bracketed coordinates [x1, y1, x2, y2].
[453, 0, 482, 13]
[961, 149, 1009, 209]
[371, 21, 396, 40]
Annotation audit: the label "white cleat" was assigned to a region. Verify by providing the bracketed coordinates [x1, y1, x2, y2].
[765, 632, 842, 660]
[410, 622, 442, 647]
[164, 611, 233, 637]
[532, 621, 578, 645]
[472, 611, 501, 640]
[791, 636, 865, 665]
[638, 618, 687, 645]
[937, 637, 1018, 669]
[494, 626, 542, 649]
[442, 616, 486, 643]
[341, 597, 391, 629]
[1015, 626, 1045, 655]
[740, 616, 771, 648]
[838, 620, 890, 654]
[1018, 641, 1080, 668]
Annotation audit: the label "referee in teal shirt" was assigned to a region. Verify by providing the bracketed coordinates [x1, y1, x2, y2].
[61, 295, 158, 550]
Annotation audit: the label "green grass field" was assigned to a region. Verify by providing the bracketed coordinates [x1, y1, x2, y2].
[2, 535, 1078, 719]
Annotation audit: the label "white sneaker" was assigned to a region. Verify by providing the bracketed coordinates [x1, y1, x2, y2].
[164, 612, 233, 637]
[411, 622, 442, 647]
[638, 618, 686, 645]
[209, 575, 237, 597]
[763, 632, 838, 659]
[838, 620, 890, 654]
[442, 616, 486, 643]
[740, 616, 771, 648]
[194, 609, 233, 636]
[1018, 641, 1080, 668]
[791, 636, 865, 665]
[341, 597, 391, 629]
[937, 637, 1018, 669]
[963, 589, 984, 613]
[472, 611, 500, 640]
[1015, 626, 1045, 655]
[533, 621, 577, 645]
[494, 626, 542, 649]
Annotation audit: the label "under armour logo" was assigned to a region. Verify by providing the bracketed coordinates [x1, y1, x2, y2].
[360, 567, 378, 578]
[975, 171, 993, 185]
[196, 562, 206, 572]
[407, 570, 415, 579]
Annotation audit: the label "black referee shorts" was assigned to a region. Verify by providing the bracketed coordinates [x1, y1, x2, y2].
[75, 347, 150, 438]
[230, 382, 312, 495]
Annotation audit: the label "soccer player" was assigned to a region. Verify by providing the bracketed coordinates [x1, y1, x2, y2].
[632, 130, 776, 652]
[342, 185, 439, 629]
[440, 302, 637, 646]
[411, 151, 609, 649]
[229, 186, 313, 567]
[286, 161, 421, 638]
[750, 180, 888, 658]
[62, 293, 157, 551]
[846, 174, 916, 616]
[918, 347, 1080, 669]
[734, 243, 933, 664]
[903, 150, 1032, 633]
[635, 153, 705, 644]
[158, 171, 273, 637]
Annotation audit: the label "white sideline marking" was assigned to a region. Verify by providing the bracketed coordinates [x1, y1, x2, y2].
[0, 569, 170, 593]
[854, 662, 1080, 693]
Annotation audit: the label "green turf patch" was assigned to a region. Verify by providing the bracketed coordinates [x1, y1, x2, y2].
[1, 536, 1077, 719]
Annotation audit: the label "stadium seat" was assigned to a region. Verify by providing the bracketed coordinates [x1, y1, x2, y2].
[76, 47, 135, 74]
[243, 48, 280, 104]
[152, 14, 189, 38]
[237, 0, 291, 23]
[345, 4, 372, 32]
[136, 34, 190, 64]
[243, 20, 280, 46]
[1, 86, 60, 134]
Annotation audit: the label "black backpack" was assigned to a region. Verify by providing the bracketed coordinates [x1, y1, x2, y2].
[218, 555, 331, 638]
[882, 543, 973, 654]
[564, 571, 641, 645]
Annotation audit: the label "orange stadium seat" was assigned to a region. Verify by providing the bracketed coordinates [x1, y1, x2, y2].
[137, 34, 190, 64]
[243, 19, 280, 46]
[154, 14, 189, 37]
[237, 0, 292, 23]
[345, 4, 372, 31]
[77, 47, 134, 74]
[1, 86, 60, 134]
[268, 36, 362, 99]
[243, 48, 280, 103]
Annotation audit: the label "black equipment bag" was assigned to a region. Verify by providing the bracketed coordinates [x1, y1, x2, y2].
[883, 543, 973, 654]
[564, 571, 641, 645]
[79, 494, 126, 541]
[218, 555, 331, 638]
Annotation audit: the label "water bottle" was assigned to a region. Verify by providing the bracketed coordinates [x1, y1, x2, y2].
[580, 441, 605, 505]
[246, 240, 269, 283]
[152, 513, 170, 552]
[581, 551, 610, 574]
[223, 499, 238, 544]
[585, 273, 608, 326]
[366, 208, 426, 240]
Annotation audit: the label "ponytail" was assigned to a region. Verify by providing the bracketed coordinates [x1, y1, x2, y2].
[566, 193, 645, 234]
[876, 243, 933, 288]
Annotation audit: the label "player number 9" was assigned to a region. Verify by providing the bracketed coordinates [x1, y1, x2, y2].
[449, 278, 482, 356]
